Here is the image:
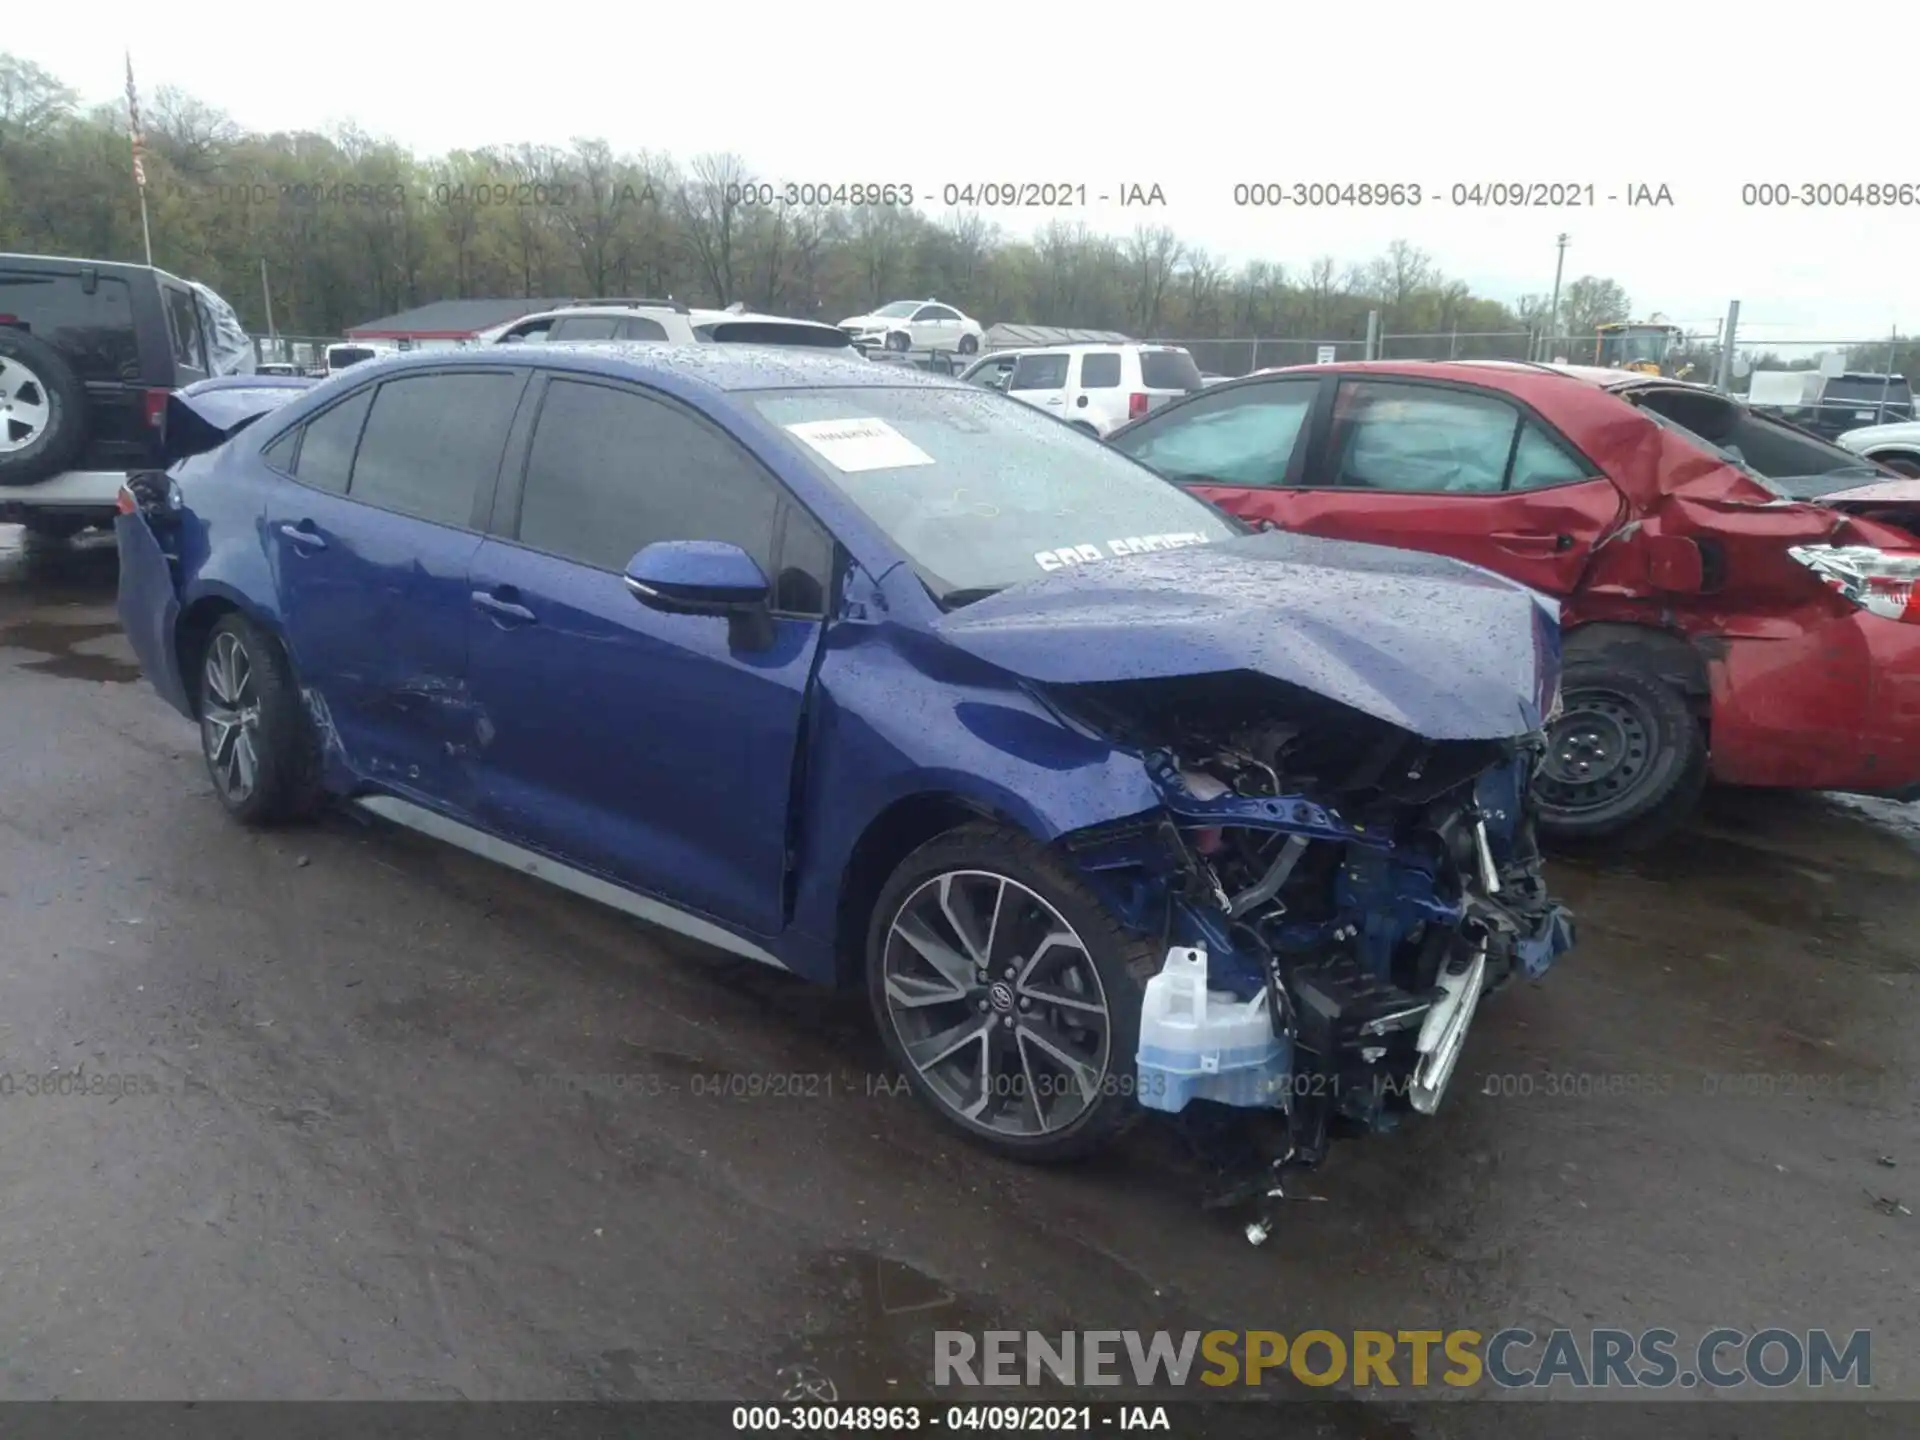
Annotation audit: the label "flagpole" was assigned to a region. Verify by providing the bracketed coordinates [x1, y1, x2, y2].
[126, 51, 153, 266]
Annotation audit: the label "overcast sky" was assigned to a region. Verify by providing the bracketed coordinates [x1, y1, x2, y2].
[15, 3, 1915, 348]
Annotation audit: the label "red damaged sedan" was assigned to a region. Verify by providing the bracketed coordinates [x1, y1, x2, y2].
[1108, 360, 1920, 846]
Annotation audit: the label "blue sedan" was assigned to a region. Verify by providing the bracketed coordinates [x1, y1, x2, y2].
[117, 346, 1572, 1170]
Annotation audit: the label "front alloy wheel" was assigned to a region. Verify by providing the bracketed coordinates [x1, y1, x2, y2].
[867, 824, 1158, 1161]
[883, 871, 1111, 1140]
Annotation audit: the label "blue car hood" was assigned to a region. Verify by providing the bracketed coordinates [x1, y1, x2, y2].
[932, 531, 1561, 741]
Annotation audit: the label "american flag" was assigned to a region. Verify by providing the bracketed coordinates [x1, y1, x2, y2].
[125, 52, 147, 189]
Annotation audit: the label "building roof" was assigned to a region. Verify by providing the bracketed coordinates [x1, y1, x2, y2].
[347, 297, 575, 340]
[984, 323, 1133, 350]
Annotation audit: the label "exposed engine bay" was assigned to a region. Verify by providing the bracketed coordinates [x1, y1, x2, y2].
[1048, 671, 1576, 1240]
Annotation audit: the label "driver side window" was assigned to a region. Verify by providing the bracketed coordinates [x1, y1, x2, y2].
[1111, 380, 1318, 488]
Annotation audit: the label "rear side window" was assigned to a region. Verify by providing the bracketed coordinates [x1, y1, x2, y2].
[1079, 352, 1122, 388]
[1112, 380, 1317, 488]
[348, 372, 520, 526]
[514, 379, 780, 573]
[290, 389, 374, 494]
[0, 270, 138, 381]
[1138, 349, 1203, 392]
[1824, 377, 1911, 404]
[163, 286, 207, 373]
[548, 316, 620, 341]
[617, 316, 670, 341]
[1010, 353, 1068, 390]
[1509, 421, 1593, 490]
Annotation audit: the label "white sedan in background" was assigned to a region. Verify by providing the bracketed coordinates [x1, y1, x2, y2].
[836, 300, 985, 356]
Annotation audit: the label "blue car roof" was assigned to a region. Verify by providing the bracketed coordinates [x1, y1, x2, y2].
[358, 342, 965, 394]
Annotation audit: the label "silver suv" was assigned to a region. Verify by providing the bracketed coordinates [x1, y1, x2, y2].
[487, 298, 856, 351]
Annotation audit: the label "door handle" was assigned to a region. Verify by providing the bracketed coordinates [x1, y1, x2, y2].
[471, 589, 537, 624]
[1491, 530, 1574, 554]
[278, 521, 326, 551]
[1045, 397, 1064, 405]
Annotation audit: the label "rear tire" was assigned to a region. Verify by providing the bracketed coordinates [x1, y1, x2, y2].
[196, 613, 323, 827]
[1535, 658, 1706, 850]
[958, 334, 979, 355]
[866, 822, 1160, 1163]
[0, 328, 88, 486]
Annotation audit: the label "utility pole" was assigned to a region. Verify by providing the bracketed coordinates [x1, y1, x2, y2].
[260, 257, 277, 345]
[1713, 300, 1741, 392]
[1543, 233, 1570, 360]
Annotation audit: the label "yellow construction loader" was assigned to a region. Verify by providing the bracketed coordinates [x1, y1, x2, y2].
[1593, 320, 1694, 379]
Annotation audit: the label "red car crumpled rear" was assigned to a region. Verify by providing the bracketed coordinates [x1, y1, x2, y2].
[1107, 360, 1920, 846]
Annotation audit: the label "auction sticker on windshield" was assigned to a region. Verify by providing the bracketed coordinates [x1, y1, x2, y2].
[1036, 533, 1214, 571]
[785, 417, 935, 472]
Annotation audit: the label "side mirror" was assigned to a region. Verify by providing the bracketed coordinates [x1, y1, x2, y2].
[624, 540, 775, 648]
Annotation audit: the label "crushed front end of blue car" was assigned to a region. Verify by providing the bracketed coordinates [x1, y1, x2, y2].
[929, 534, 1578, 1234]
[1038, 668, 1574, 1232]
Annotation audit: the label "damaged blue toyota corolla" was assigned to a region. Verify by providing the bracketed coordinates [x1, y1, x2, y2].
[117, 346, 1573, 1231]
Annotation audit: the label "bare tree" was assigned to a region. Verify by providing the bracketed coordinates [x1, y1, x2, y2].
[674, 151, 750, 305]
[1123, 224, 1182, 333]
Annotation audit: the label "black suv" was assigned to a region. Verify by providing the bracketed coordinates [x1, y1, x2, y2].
[1810, 372, 1914, 440]
[0, 253, 226, 537]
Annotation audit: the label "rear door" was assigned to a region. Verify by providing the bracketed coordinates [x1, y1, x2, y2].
[1074, 350, 1125, 432]
[264, 368, 527, 809]
[910, 304, 961, 351]
[1288, 377, 1623, 595]
[465, 374, 831, 935]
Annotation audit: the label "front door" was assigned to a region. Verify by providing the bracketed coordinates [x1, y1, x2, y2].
[464, 375, 832, 936]
[264, 369, 526, 807]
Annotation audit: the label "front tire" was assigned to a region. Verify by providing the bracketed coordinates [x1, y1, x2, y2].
[1535, 658, 1706, 850]
[884, 330, 911, 353]
[957, 334, 979, 355]
[197, 613, 322, 827]
[866, 822, 1159, 1162]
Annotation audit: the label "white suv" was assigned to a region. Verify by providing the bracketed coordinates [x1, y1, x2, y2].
[489, 299, 856, 351]
[958, 343, 1205, 436]
[836, 299, 986, 356]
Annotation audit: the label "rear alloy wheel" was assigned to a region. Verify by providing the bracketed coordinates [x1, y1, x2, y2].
[198, 613, 322, 826]
[1535, 660, 1705, 850]
[867, 823, 1157, 1161]
[957, 334, 979, 355]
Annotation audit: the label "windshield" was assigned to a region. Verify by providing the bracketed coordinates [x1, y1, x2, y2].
[872, 301, 921, 318]
[752, 386, 1239, 599]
